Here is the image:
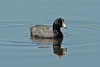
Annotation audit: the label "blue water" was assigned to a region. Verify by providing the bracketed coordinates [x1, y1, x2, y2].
[0, 0, 100, 67]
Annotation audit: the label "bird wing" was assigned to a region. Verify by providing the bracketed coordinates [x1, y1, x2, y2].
[31, 25, 54, 38]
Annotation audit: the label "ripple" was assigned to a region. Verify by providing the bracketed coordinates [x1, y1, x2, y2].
[0, 22, 100, 46]
[0, 24, 35, 28]
[63, 22, 100, 45]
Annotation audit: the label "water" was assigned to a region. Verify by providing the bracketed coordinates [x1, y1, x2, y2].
[0, 0, 100, 67]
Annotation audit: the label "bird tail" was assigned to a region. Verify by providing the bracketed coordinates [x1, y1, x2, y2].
[29, 27, 33, 37]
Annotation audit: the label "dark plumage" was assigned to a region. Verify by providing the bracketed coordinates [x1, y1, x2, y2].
[29, 18, 67, 39]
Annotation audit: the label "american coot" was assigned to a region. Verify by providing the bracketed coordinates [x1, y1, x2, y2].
[29, 18, 67, 39]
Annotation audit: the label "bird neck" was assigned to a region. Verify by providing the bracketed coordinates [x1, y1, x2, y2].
[53, 25, 61, 33]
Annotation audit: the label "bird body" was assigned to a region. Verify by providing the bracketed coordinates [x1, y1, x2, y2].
[29, 18, 67, 39]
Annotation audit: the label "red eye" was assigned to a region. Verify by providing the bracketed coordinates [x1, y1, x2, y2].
[62, 19, 64, 22]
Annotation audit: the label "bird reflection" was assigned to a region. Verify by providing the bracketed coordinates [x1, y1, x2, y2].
[31, 37, 67, 57]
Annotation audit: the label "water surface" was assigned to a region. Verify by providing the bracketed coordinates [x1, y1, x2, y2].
[0, 0, 100, 67]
